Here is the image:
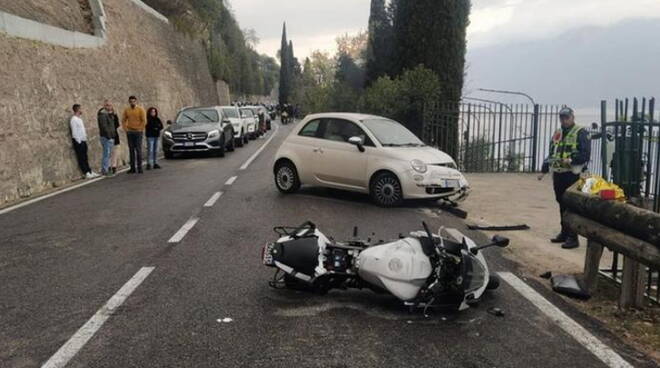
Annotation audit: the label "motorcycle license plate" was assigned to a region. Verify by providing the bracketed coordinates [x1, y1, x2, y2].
[262, 243, 275, 266]
[442, 179, 460, 188]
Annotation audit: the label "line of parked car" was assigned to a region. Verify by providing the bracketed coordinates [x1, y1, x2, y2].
[162, 105, 272, 159]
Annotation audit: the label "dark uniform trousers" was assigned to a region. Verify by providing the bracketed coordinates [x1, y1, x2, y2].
[553, 172, 580, 239]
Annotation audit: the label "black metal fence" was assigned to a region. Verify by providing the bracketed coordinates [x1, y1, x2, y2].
[423, 101, 562, 173]
[594, 97, 659, 303]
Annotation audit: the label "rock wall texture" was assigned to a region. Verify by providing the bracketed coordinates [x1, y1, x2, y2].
[0, 0, 93, 34]
[0, 0, 218, 206]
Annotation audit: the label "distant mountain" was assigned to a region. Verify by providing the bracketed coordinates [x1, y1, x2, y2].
[465, 18, 660, 109]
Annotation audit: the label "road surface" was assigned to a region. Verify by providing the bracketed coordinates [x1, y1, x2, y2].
[0, 121, 654, 368]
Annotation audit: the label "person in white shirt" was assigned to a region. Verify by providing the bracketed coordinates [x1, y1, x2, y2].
[70, 104, 99, 179]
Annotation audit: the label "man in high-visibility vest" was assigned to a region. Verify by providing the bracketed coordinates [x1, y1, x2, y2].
[541, 107, 591, 249]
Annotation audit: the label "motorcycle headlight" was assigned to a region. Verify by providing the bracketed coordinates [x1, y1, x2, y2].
[208, 129, 220, 138]
[164, 131, 172, 138]
[411, 159, 428, 174]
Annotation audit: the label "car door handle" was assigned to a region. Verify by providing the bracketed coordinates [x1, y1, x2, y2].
[313, 147, 324, 153]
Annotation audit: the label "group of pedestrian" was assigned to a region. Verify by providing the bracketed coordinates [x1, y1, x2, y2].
[69, 96, 164, 179]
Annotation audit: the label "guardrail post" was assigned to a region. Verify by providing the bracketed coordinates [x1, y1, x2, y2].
[583, 239, 604, 292]
[531, 104, 540, 172]
[620, 257, 647, 309]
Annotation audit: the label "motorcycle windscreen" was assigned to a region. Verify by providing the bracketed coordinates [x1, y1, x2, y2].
[463, 253, 487, 294]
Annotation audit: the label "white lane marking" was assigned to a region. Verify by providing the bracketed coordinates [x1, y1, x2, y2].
[240, 122, 280, 170]
[225, 176, 238, 186]
[41, 267, 155, 368]
[204, 192, 223, 207]
[498, 272, 633, 368]
[0, 155, 158, 216]
[168, 217, 199, 243]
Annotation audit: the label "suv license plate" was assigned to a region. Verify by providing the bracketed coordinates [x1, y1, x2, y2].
[184, 142, 195, 147]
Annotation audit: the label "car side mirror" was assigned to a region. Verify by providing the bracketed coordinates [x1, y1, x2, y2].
[222, 119, 231, 124]
[348, 136, 365, 152]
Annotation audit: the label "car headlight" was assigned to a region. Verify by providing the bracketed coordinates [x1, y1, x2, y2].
[411, 159, 428, 173]
[164, 131, 172, 138]
[208, 130, 220, 138]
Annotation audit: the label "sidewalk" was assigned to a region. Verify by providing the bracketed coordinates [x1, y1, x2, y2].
[462, 173, 614, 278]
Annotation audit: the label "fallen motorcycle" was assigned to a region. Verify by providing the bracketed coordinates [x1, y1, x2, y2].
[262, 221, 509, 312]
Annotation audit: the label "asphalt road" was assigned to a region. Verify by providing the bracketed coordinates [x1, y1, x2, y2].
[0, 121, 655, 368]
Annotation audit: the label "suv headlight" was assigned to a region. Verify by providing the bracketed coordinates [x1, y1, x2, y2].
[208, 129, 220, 138]
[411, 159, 428, 174]
[164, 131, 172, 138]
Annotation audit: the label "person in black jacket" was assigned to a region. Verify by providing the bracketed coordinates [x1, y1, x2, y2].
[145, 107, 164, 170]
[98, 101, 120, 176]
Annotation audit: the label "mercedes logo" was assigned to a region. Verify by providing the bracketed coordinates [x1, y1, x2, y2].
[187, 133, 193, 140]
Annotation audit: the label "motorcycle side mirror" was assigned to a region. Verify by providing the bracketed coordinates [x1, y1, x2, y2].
[492, 235, 510, 248]
[166, 120, 172, 125]
[470, 235, 509, 255]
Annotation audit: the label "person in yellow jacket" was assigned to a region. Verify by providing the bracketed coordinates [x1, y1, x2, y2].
[541, 107, 591, 249]
[122, 96, 147, 174]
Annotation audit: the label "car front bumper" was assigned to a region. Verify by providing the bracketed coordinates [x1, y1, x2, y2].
[401, 167, 470, 202]
[162, 136, 223, 153]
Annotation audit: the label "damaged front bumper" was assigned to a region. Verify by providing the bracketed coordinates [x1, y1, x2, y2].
[403, 166, 471, 201]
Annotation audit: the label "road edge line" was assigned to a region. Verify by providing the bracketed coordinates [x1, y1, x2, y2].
[498, 272, 633, 368]
[41, 267, 155, 368]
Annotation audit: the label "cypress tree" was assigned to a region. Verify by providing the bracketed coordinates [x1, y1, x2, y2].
[392, 0, 470, 102]
[365, 0, 393, 86]
[279, 23, 290, 104]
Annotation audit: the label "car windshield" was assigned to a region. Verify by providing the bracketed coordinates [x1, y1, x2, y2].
[241, 109, 254, 117]
[176, 109, 219, 124]
[222, 108, 239, 119]
[362, 118, 425, 147]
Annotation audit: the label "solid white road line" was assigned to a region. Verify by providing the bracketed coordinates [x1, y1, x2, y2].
[240, 122, 280, 171]
[224, 176, 238, 186]
[0, 176, 105, 215]
[204, 192, 223, 207]
[41, 267, 155, 368]
[168, 217, 199, 243]
[498, 272, 633, 368]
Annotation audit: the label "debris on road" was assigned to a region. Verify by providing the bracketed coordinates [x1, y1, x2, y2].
[539, 271, 552, 279]
[551, 274, 591, 300]
[467, 223, 530, 231]
[487, 307, 505, 317]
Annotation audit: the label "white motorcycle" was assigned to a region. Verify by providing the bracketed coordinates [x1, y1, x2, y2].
[262, 221, 509, 312]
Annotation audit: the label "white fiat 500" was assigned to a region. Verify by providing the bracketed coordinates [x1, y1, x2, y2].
[273, 113, 470, 206]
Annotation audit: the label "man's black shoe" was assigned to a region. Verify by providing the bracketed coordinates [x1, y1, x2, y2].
[127, 169, 136, 174]
[146, 164, 152, 170]
[562, 238, 580, 249]
[550, 233, 567, 243]
[154, 164, 161, 169]
[138, 170, 144, 174]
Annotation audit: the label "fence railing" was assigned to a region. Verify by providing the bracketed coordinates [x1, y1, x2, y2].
[423, 102, 561, 173]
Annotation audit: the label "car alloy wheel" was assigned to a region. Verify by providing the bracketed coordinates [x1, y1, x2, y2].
[275, 162, 300, 193]
[371, 173, 403, 207]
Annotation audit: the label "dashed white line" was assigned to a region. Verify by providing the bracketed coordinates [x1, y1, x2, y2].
[225, 176, 238, 186]
[240, 122, 280, 170]
[41, 267, 155, 368]
[204, 192, 223, 207]
[168, 217, 199, 243]
[498, 272, 633, 368]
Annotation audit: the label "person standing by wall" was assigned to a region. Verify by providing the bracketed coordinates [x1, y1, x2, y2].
[110, 110, 122, 175]
[541, 107, 591, 249]
[70, 104, 99, 179]
[145, 107, 163, 170]
[97, 100, 119, 176]
[122, 96, 147, 174]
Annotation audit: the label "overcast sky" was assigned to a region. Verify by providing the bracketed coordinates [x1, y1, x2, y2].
[230, 0, 660, 60]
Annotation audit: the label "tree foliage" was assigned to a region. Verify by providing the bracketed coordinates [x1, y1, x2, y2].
[365, 0, 393, 86]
